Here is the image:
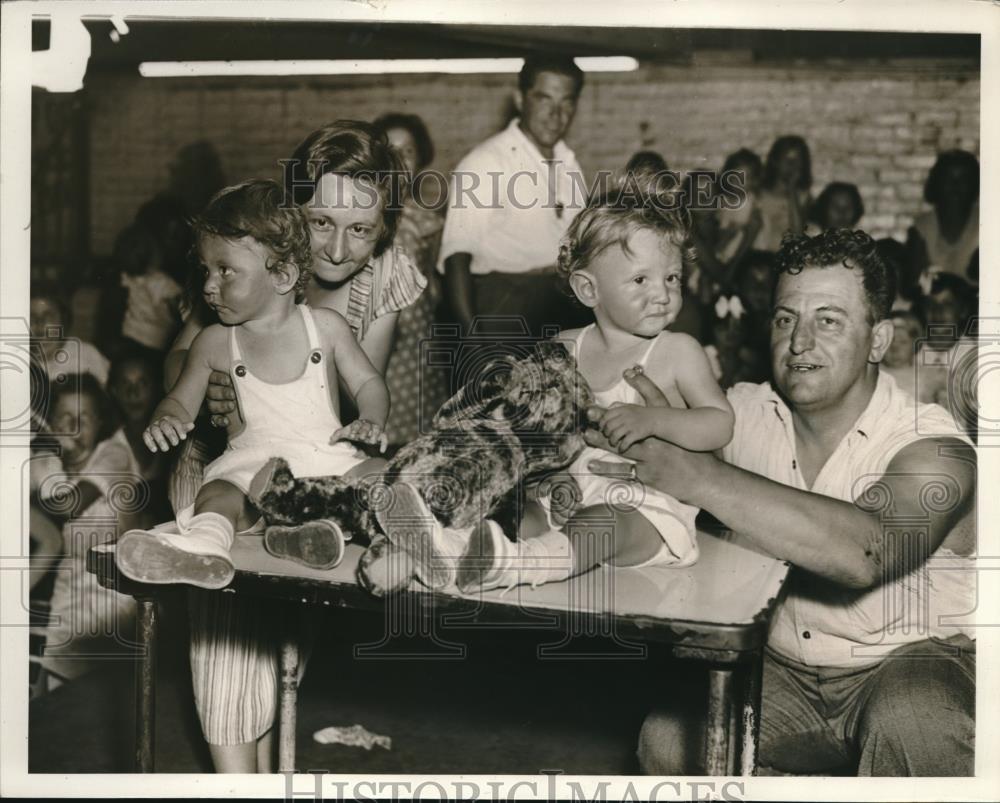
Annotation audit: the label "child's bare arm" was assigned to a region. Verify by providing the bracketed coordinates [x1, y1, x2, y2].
[600, 334, 734, 452]
[144, 327, 222, 452]
[313, 309, 390, 450]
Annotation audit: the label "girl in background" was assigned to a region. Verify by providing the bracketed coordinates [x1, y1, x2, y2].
[755, 135, 813, 252]
[807, 181, 865, 234]
[30, 284, 110, 387]
[35, 374, 143, 687]
[906, 149, 979, 286]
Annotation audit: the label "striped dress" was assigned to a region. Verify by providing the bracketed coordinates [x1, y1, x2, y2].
[177, 245, 424, 746]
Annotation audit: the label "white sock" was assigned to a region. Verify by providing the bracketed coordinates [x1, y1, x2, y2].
[181, 511, 235, 550]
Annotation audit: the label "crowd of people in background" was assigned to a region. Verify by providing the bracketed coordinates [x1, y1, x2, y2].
[25, 54, 980, 777]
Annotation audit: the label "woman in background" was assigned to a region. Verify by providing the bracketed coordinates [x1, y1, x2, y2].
[374, 112, 450, 445]
[906, 149, 979, 286]
[754, 135, 813, 252]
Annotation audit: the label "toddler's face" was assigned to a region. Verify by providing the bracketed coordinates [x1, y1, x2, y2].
[583, 228, 683, 338]
[199, 235, 279, 325]
[51, 392, 101, 466]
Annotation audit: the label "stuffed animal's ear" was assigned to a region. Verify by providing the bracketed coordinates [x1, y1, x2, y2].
[433, 357, 513, 428]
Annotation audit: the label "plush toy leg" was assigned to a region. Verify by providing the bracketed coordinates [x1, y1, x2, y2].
[356, 534, 413, 596]
[456, 522, 574, 593]
[372, 482, 473, 591]
[264, 519, 346, 570]
[248, 457, 370, 540]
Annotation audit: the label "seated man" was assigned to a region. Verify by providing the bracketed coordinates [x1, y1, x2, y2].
[588, 229, 976, 776]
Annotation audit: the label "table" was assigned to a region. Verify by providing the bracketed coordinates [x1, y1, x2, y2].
[87, 527, 789, 776]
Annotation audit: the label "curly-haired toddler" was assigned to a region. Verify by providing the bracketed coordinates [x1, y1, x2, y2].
[115, 180, 390, 588]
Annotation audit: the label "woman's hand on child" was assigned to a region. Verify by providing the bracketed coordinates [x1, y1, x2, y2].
[205, 370, 238, 427]
[143, 416, 194, 452]
[330, 419, 388, 453]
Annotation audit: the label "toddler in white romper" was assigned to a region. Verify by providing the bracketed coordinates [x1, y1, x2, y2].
[452, 176, 734, 593]
[115, 179, 390, 590]
[545, 325, 700, 568]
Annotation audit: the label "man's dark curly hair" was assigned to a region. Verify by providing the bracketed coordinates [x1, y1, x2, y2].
[774, 229, 895, 323]
[193, 180, 313, 301]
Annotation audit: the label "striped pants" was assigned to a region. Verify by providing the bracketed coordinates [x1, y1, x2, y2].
[171, 436, 314, 746]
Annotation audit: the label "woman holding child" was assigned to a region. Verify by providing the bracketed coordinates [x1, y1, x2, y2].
[159, 121, 425, 772]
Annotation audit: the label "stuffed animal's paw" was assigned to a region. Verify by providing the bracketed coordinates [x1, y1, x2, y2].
[357, 535, 414, 596]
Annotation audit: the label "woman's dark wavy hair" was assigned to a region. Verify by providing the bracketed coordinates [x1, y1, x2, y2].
[762, 135, 812, 192]
[774, 229, 895, 323]
[49, 372, 120, 443]
[924, 149, 980, 206]
[810, 182, 865, 228]
[372, 113, 435, 172]
[192, 180, 313, 301]
[283, 120, 407, 258]
[558, 171, 696, 282]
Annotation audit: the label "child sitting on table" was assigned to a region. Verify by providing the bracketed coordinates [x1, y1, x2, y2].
[115, 179, 390, 590]
[452, 179, 735, 592]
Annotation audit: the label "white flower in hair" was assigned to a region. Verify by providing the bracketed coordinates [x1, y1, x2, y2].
[714, 294, 745, 320]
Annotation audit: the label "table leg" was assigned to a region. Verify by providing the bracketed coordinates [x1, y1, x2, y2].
[738, 651, 763, 776]
[705, 666, 734, 776]
[134, 597, 157, 772]
[278, 635, 300, 773]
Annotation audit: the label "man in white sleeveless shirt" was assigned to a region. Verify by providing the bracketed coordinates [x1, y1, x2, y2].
[588, 229, 976, 776]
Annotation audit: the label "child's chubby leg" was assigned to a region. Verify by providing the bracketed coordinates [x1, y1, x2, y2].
[115, 480, 246, 590]
[565, 503, 664, 572]
[262, 457, 388, 571]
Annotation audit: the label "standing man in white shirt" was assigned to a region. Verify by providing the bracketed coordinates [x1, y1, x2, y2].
[438, 56, 590, 337]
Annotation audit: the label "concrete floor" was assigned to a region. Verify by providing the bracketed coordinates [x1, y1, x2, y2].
[29, 596, 694, 775]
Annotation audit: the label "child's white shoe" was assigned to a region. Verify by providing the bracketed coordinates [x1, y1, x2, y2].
[457, 522, 574, 593]
[115, 512, 236, 590]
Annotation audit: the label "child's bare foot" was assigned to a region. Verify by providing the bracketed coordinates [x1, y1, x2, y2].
[116, 530, 235, 590]
[264, 519, 346, 570]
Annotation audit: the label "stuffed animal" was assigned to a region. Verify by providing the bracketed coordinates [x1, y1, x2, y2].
[249, 340, 594, 595]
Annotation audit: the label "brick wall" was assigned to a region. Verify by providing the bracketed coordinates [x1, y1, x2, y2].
[85, 57, 979, 255]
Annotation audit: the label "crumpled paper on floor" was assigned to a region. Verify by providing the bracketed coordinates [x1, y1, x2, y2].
[312, 724, 392, 751]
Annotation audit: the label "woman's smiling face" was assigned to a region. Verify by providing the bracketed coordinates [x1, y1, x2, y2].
[303, 174, 386, 284]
